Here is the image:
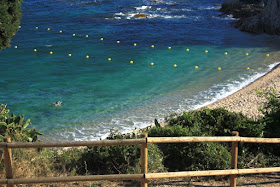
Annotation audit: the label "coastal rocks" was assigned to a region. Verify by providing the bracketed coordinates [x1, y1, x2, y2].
[235, 0, 280, 34]
[220, 0, 280, 34]
[134, 13, 147, 18]
[220, 0, 263, 18]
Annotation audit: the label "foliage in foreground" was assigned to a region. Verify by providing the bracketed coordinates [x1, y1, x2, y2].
[147, 105, 280, 171]
[0, 0, 22, 49]
[56, 130, 165, 175]
[0, 104, 42, 142]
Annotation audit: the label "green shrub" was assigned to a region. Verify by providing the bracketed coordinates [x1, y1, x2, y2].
[56, 130, 165, 175]
[258, 88, 280, 138]
[0, 0, 22, 49]
[148, 108, 266, 171]
[0, 104, 42, 142]
[148, 125, 231, 171]
[165, 108, 264, 137]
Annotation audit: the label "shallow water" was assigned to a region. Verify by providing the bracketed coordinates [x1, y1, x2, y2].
[1, 0, 280, 141]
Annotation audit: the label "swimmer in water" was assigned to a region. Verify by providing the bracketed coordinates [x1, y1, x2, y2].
[54, 101, 62, 107]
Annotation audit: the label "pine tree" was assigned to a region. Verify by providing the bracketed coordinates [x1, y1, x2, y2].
[0, 0, 22, 49]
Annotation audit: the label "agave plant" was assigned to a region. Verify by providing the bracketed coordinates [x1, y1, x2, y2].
[0, 104, 42, 142]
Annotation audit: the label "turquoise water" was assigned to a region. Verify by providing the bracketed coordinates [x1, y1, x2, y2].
[1, 0, 280, 141]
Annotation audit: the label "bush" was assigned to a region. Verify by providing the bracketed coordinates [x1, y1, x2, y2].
[0, 104, 42, 142]
[258, 88, 280, 138]
[165, 108, 264, 137]
[148, 108, 266, 171]
[56, 129, 165, 175]
[148, 125, 231, 171]
[0, 0, 22, 49]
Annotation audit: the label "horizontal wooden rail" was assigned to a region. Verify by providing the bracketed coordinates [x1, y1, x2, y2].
[0, 139, 146, 149]
[147, 137, 280, 144]
[240, 137, 280, 143]
[145, 167, 280, 179]
[1, 167, 279, 185]
[147, 137, 239, 143]
[0, 174, 143, 184]
[2, 137, 280, 149]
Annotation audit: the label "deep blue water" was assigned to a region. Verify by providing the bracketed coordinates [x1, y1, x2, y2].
[1, 0, 280, 141]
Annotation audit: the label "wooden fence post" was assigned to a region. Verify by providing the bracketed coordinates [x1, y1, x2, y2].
[141, 133, 148, 187]
[4, 136, 13, 187]
[230, 131, 239, 187]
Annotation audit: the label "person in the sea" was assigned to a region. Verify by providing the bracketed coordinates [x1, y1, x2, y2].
[54, 101, 62, 107]
[132, 127, 137, 138]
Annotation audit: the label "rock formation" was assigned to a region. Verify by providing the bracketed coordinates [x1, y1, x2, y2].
[220, 0, 263, 18]
[220, 0, 280, 34]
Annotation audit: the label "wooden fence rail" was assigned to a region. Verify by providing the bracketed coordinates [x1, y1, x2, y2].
[1, 132, 280, 187]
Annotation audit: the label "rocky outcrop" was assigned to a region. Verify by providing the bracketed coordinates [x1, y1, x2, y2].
[220, 0, 264, 18]
[134, 13, 147, 18]
[235, 0, 280, 34]
[220, 0, 280, 34]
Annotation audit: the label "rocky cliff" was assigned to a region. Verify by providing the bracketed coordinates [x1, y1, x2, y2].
[220, 0, 280, 34]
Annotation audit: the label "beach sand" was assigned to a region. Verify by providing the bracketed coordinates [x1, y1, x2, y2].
[204, 64, 280, 119]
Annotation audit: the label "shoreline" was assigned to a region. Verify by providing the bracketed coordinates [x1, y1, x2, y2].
[204, 62, 280, 120]
[130, 61, 280, 136]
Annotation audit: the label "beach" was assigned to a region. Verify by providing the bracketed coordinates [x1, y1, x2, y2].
[205, 63, 280, 119]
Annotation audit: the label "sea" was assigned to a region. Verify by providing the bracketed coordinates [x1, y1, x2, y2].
[1, 0, 280, 141]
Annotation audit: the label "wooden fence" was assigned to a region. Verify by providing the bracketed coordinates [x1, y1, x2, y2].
[1, 131, 280, 187]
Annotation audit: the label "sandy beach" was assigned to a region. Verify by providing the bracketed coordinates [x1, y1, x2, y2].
[205, 63, 280, 119]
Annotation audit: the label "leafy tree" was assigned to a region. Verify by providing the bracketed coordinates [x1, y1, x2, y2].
[0, 0, 22, 49]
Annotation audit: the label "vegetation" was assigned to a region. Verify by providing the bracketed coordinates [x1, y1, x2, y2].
[0, 0, 22, 49]
[0, 104, 42, 142]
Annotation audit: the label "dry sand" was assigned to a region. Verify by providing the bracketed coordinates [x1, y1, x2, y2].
[204, 64, 280, 120]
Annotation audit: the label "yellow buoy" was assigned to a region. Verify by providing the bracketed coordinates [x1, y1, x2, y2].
[35, 27, 38, 29]
[195, 66, 198, 69]
[47, 28, 50, 31]
[108, 58, 111, 61]
[151, 45, 154, 48]
[59, 30, 62, 33]
[218, 67, 222, 71]
[150, 62, 154, 66]
[134, 43, 137, 46]
[186, 48, 190, 52]
[174, 64, 177, 67]
[50, 51, 53, 55]
[266, 54, 270, 57]
[246, 67, 250, 70]
[130, 60, 133, 64]
[68, 54, 72, 57]
[14, 46, 18, 49]
[18, 26, 21, 29]
[86, 35, 88, 38]
[73, 34, 75, 36]
[245, 53, 249, 56]
[168, 47, 171, 50]
[117, 41, 120, 44]
[205, 50, 208, 53]
[86, 55, 89, 59]
[224, 52, 228, 55]
[34, 49, 37, 52]
[100, 38, 104, 41]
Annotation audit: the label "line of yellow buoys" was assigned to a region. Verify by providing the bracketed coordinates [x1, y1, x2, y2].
[14, 26, 271, 69]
